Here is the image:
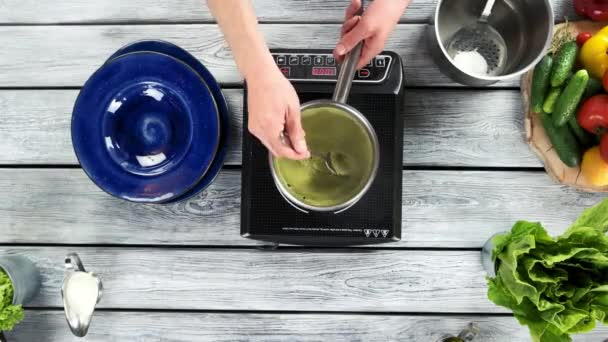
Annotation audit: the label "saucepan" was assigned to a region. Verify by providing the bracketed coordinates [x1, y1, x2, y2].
[269, 3, 380, 214]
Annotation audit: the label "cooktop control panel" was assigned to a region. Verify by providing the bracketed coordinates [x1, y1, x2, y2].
[271, 49, 392, 83]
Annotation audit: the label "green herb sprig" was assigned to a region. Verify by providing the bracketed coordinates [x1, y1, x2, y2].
[0, 270, 24, 331]
[550, 20, 574, 55]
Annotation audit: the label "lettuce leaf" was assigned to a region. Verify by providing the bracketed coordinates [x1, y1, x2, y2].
[487, 199, 608, 342]
[567, 199, 608, 234]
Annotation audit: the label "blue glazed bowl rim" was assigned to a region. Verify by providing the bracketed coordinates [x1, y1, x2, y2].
[71, 51, 220, 203]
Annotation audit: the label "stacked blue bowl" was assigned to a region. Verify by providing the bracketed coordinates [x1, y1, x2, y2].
[71, 41, 229, 204]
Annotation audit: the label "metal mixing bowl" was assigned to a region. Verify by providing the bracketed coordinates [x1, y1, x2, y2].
[428, 0, 554, 86]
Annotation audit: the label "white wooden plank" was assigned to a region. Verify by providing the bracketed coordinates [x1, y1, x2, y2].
[0, 169, 604, 247]
[0, 24, 518, 88]
[0, 89, 539, 167]
[404, 89, 539, 167]
[4, 247, 502, 312]
[7, 311, 608, 342]
[0, 0, 577, 24]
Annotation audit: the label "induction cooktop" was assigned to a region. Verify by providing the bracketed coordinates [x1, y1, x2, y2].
[241, 49, 404, 246]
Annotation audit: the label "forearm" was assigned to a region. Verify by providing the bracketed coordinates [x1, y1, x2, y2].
[207, 0, 276, 80]
[401, 0, 411, 13]
[387, 0, 411, 17]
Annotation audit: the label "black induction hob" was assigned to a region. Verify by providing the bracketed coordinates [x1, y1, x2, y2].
[241, 49, 404, 246]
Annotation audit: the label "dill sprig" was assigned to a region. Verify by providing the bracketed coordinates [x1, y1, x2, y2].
[550, 20, 574, 54]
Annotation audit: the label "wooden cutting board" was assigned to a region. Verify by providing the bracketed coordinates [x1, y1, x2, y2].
[522, 21, 608, 192]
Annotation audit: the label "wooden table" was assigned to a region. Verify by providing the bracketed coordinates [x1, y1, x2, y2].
[1, 0, 607, 341]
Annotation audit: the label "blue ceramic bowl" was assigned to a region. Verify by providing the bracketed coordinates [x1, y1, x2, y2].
[108, 40, 230, 203]
[72, 52, 220, 203]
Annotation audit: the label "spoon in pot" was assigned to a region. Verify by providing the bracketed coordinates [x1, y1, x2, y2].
[279, 132, 338, 176]
[446, 0, 507, 76]
[327, 152, 352, 176]
[310, 151, 340, 176]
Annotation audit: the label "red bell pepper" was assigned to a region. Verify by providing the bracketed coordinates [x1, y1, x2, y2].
[578, 94, 608, 135]
[574, 0, 608, 21]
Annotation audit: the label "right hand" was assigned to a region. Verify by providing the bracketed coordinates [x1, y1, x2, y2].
[246, 65, 310, 160]
[333, 0, 408, 69]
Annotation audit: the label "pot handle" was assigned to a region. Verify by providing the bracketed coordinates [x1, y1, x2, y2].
[332, 0, 365, 104]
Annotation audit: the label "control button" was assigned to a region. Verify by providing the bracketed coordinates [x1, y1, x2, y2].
[366, 60, 374, 67]
[326, 56, 335, 65]
[276, 55, 286, 65]
[279, 67, 290, 77]
[375, 57, 386, 67]
[301, 56, 312, 65]
[314, 56, 324, 65]
[358, 69, 370, 78]
[289, 55, 299, 65]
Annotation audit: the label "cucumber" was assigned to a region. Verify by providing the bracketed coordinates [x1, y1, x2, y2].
[553, 69, 589, 127]
[550, 41, 578, 87]
[531, 55, 554, 113]
[542, 87, 562, 114]
[584, 77, 603, 99]
[540, 112, 581, 167]
[568, 117, 594, 147]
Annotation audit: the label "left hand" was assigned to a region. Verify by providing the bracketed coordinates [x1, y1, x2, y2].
[333, 0, 409, 69]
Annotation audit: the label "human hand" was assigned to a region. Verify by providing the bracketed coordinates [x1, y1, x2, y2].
[246, 64, 310, 160]
[333, 0, 409, 69]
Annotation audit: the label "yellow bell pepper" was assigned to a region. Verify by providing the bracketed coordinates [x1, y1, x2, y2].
[582, 146, 608, 186]
[580, 26, 608, 80]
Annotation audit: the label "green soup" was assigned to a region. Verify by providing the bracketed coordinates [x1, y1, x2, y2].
[272, 106, 375, 207]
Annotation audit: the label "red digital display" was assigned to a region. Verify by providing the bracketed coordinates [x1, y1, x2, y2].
[312, 67, 337, 76]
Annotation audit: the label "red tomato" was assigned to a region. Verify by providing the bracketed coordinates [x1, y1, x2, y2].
[601, 135, 608, 163]
[574, 0, 608, 21]
[577, 32, 593, 47]
[578, 95, 608, 135]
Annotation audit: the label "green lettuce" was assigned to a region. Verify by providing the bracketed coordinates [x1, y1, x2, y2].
[488, 199, 608, 342]
[568, 199, 608, 234]
[0, 270, 24, 331]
